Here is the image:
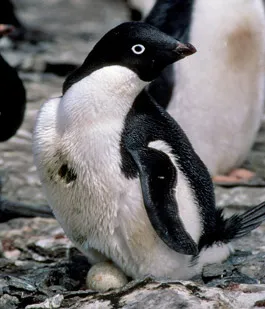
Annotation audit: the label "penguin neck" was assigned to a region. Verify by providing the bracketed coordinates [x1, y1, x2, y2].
[61, 65, 148, 123]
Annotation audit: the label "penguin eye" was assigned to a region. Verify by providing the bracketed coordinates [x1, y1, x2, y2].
[132, 44, 145, 55]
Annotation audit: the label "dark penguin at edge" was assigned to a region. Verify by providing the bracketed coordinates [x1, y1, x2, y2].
[0, 24, 26, 141]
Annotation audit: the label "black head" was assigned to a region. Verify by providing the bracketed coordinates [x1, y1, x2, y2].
[63, 22, 196, 93]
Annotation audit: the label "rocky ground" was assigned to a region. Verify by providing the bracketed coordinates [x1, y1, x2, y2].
[1, 1, 265, 308]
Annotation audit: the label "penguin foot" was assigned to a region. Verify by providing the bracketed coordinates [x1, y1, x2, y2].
[213, 168, 255, 183]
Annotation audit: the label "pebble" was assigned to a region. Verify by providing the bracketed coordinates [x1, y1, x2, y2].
[3, 249, 21, 261]
[0, 294, 19, 309]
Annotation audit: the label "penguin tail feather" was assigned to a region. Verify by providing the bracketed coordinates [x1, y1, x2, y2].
[199, 201, 265, 250]
[216, 201, 265, 243]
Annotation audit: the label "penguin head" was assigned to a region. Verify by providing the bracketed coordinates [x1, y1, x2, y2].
[63, 22, 196, 93]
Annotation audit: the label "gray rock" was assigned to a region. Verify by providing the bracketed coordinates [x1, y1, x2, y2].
[215, 187, 265, 209]
[25, 294, 64, 309]
[0, 294, 19, 309]
[63, 278, 265, 309]
[4, 276, 36, 292]
[28, 237, 73, 258]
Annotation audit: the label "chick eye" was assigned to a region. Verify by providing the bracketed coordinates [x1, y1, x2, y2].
[132, 44, 145, 55]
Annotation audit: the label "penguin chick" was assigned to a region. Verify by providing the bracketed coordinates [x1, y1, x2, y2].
[0, 24, 26, 141]
[145, 0, 265, 182]
[33, 22, 265, 280]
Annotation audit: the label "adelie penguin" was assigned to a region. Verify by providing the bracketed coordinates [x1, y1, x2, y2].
[0, 24, 26, 141]
[138, 0, 265, 182]
[33, 22, 265, 281]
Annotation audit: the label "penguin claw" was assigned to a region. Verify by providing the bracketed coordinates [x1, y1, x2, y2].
[213, 168, 255, 184]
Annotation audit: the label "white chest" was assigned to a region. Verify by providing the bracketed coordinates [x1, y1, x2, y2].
[168, 0, 265, 174]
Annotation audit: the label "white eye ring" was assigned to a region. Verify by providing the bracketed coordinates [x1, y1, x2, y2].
[132, 44, 145, 55]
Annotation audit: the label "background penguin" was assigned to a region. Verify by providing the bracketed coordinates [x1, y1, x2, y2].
[0, 0, 51, 43]
[33, 21, 265, 281]
[134, 0, 265, 183]
[0, 24, 54, 221]
[0, 24, 26, 141]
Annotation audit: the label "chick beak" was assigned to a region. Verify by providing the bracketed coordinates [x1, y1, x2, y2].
[175, 42, 197, 58]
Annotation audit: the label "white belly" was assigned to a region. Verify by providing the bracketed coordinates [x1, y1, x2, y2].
[34, 111, 199, 278]
[168, 0, 265, 175]
[34, 120, 188, 278]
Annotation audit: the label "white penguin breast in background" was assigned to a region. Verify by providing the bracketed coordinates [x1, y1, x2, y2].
[168, 0, 265, 176]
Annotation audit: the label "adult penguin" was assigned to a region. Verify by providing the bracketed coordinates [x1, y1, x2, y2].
[143, 0, 265, 182]
[33, 22, 265, 280]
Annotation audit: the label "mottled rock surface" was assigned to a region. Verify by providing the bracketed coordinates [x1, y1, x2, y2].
[1, 0, 265, 308]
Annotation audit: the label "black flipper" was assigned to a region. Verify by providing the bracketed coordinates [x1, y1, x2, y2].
[128, 147, 198, 256]
[199, 201, 265, 249]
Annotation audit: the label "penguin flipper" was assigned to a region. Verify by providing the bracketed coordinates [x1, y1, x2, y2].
[129, 147, 198, 256]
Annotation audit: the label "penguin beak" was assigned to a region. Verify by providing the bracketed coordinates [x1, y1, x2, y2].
[0, 24, 15, 37]
[174, 42, 197, 58]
